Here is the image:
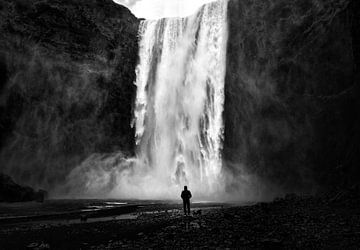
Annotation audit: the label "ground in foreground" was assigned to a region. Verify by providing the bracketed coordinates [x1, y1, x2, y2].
[0, 191, 359, 249]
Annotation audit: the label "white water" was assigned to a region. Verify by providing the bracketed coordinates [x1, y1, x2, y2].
[63, 0, 229, 200]
[132, 0, 229, 199]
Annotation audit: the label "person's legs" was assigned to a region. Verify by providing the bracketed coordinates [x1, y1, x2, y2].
[186, 200, 190, 215]
[183, 200, 187, 215]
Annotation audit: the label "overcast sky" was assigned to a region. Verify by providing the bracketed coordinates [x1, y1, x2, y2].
[113, 0, 215, 19]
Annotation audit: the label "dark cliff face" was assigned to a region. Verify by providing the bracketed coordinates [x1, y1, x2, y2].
[0, 173, 46, 202]
[1, 0, 358, 198]
[224, 0, 360, 194]
[0, 0, 139, 190]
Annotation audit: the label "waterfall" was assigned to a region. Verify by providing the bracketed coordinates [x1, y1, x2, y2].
[133, 0, 229, 198]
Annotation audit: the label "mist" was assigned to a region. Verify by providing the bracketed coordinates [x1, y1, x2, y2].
[60, 0, 284, 202]
[61, 0, 236, 201]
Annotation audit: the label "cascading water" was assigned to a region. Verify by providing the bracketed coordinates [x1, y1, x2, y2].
[132, 0, 229, 199]
[62, 0, 229, 200]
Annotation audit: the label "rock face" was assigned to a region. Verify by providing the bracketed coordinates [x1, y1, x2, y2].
[0, 173, 47, 202]
[0, 0, 139, 191]
[224, 0, 360, 194]
[0, 0, 359, 197]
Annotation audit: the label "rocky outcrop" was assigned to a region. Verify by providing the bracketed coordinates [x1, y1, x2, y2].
[0, 0, 139, 191]
[224, 0, 360, 194]
[0, 0, 358, 198]
[0, 173, 47, 202]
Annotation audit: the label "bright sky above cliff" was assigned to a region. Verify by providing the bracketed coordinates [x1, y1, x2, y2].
[113, 0, 215, 19]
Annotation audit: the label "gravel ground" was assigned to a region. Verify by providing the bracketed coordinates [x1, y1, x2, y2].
[0, 191, 359, 249]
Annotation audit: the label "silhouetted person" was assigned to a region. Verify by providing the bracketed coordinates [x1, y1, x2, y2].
[181, 186, 192, 215]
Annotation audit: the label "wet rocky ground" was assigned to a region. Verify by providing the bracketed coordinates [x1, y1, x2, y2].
[0, 191, 359, 249]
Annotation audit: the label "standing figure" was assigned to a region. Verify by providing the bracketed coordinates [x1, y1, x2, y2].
[181, 186, 192, 215]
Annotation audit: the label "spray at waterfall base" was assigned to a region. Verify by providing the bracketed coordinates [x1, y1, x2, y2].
[64, 151, 263, 201]
[64, 0, 261, 201]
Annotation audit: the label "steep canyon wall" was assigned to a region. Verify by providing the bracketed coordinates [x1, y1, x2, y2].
[0, 0, 139, 191]
[0, 0, 359, 198]
[224, 0, 359, 196]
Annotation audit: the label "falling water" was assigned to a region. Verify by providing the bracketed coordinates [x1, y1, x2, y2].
[133, 0, 229, 198]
